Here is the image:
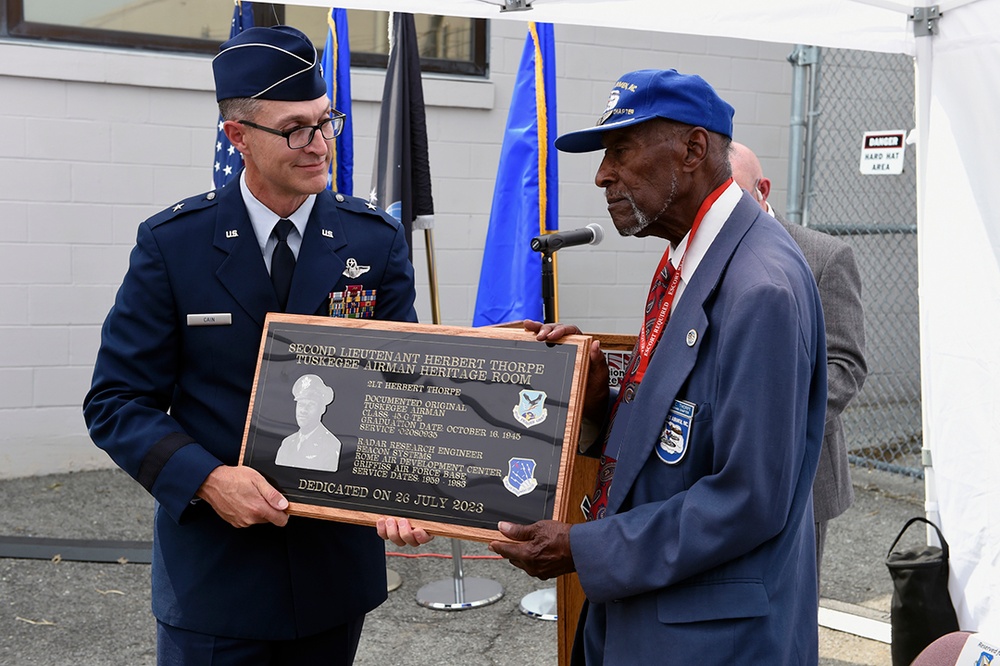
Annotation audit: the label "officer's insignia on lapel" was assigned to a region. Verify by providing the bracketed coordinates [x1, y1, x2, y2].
[657, 399, 696, 465]
[503, 457, 538, 497]
[343, 258, 371, 279]
[513, 389, 547, 428]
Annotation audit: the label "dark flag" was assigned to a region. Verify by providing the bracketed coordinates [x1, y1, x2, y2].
[213, 0, 253, 189]
[323, 8, 354, 195]
[473, 23, 558, 326]
[369, 12, 434, 258]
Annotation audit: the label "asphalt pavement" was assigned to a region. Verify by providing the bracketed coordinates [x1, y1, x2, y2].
[0, 465, 923, 665]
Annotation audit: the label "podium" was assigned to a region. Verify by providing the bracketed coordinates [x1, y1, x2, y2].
[555, 333, 635, 666]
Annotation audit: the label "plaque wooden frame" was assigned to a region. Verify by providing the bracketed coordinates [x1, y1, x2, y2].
[238, 314, 592, 543]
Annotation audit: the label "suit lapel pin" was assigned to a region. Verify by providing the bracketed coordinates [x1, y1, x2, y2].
[343, 258, 371, 279]
[322, 229, 334, 238]
[225, 229, 238, 239]
[686, 329, 698, 347]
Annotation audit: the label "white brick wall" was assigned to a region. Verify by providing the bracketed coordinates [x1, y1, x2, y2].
[0, 21, 792, 478]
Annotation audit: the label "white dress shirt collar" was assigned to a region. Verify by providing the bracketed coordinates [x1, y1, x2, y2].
[667, 180, 743, 305]
[240, 170, 315, 266]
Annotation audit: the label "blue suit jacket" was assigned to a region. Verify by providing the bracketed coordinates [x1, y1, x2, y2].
[84, 182, 417, 640]
[571, 195, 827, 664]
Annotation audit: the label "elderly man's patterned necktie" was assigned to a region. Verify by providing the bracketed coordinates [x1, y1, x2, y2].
[588, 259, 675, 520]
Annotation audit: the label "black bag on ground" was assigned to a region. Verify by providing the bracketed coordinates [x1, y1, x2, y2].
[886, 516, 960, 666]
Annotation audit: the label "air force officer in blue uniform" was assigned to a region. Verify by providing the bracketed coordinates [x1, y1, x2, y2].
[84, 26, 417, 664]
[488, 70, 828, 664]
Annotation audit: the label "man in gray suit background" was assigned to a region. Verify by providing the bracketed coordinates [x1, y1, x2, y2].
[731, 142, 869, 580]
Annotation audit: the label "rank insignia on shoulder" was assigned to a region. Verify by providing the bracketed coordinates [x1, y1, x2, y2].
[329, 285, 376, 319]
[657, 399, 696, 465]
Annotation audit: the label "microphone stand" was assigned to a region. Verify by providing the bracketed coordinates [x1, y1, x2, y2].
[541, 249, 557, 324]
[518, 244, 559, 622]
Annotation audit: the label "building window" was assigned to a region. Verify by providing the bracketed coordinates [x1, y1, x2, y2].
[4, 1, 487, 76]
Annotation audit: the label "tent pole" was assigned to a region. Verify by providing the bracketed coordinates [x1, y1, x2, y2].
[912, 19, 938, 545]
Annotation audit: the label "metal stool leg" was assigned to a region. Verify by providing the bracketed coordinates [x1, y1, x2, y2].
[416, 539, 504, 610]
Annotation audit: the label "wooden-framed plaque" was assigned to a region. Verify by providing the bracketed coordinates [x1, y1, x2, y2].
[238, 314, 592, 542]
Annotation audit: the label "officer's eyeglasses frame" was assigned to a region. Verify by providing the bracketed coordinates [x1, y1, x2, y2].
[238, 111, 346, 150]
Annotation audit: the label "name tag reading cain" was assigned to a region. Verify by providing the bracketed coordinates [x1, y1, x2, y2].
[239, 315, 590, 542]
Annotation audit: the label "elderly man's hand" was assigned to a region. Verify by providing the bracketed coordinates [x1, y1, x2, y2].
[523, 320, 610, 421]
[377, 516, 434, 548]
[489, 520, 575, 580]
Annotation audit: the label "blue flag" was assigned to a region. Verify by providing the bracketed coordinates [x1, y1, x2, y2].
[473, 23, 558, 326]
[370, 12, 434, 259]
[323, 8, 353, 195]
[213, 1, 253, 189]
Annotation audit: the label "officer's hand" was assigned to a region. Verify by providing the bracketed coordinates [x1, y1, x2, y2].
[523, 320, 610, 420]
[377, 516, 434, 547]
[196, 465, 289, 528]
[489, 520, 575, 580]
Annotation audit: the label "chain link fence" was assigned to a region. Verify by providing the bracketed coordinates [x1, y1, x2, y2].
[805, 48, 922, 477]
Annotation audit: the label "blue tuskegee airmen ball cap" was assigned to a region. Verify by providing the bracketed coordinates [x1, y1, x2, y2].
[555, 69, 735, 153]
[213, 25, 326, 102]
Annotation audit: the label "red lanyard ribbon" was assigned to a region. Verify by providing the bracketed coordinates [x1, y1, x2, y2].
[633, 178, 732, 384]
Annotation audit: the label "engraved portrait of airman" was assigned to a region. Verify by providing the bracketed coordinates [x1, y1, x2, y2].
[275, 374, 342, 472]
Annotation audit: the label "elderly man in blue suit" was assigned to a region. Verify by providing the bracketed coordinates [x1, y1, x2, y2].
[485, 70, 828, 664]
[84, 25, 417, 665]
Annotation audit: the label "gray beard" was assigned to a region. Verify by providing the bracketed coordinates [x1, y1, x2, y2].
[616, 172, 678, 237]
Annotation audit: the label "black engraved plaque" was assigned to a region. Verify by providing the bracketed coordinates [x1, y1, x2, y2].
[239, 315, 591, 542]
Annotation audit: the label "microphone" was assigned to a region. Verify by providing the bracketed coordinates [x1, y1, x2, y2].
[530, 223, 605, 252]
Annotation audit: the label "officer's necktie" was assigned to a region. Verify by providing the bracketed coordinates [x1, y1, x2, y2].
[588, 259, 675, 521]
[270, 218, 295, 311]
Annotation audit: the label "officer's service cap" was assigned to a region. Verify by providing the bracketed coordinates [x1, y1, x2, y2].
[213, 25, 326, 102]
[291, 374, 334, 405]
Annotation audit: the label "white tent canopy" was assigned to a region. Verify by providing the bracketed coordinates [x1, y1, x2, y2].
[288, 0, 1000, 629]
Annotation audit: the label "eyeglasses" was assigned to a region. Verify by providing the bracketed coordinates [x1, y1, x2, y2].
[238, 111, 345, 150]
